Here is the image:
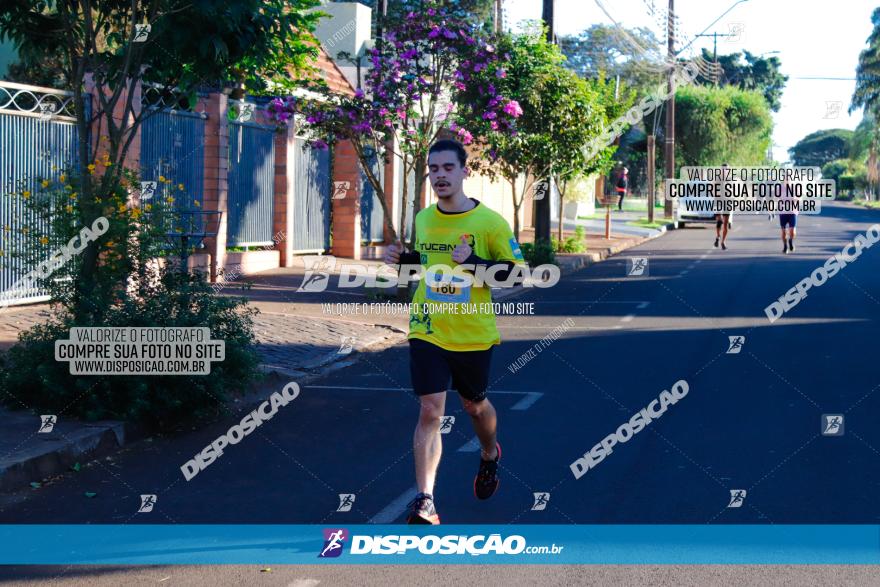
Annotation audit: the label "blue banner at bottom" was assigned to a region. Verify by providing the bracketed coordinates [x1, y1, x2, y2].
[1, 525, 878, 564]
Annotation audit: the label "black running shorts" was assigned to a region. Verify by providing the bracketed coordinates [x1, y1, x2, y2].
[409, 338, 494, 402]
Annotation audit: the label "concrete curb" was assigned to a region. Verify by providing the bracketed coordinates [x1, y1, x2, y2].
[0, 412, 140, 493]
[555, 224, 672, 275]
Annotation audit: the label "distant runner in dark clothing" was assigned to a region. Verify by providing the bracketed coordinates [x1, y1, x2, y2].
[616, 167, 629, 211]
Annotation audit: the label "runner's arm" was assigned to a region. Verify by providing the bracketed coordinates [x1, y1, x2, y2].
[461, 252, 517, 284]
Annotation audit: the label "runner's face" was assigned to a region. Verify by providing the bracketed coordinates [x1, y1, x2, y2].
[428, 150, 467, 199]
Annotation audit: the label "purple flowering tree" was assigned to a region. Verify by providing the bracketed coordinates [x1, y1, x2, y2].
[267, 2, 520, 244]
[455, 30, 624, 241]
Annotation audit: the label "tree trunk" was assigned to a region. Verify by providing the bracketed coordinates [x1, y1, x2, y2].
[557, 181, 565, 242]
[353, 139, 398, 242]
[409, 155, 427, 250]
[510, 178, 520, 241]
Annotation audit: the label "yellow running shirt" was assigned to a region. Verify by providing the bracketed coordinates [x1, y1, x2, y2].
[408, 201, 525, 351]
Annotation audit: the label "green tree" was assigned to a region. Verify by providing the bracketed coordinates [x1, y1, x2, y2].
[559, 24, 664, 94]
[673, 84, 772, 170]
[852, 7, 880, 117]
[0, 0, 322, 427]
[456, 30, 617, 240]
[788, 129, 854, 168]
[701, 49, 787, 112]
[0, 0, 322, 321]
[821, 159, 850, 182]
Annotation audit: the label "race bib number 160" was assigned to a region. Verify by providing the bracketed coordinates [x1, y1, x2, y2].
[425, 272, 470, 304]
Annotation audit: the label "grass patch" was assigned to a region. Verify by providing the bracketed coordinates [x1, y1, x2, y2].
[627, 218, 669, 229]
[855, 200, 880, 209]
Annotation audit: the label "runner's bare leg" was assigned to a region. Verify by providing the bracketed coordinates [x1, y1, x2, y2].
[461, 396, 498, 460]
[414, 392, 446, 494]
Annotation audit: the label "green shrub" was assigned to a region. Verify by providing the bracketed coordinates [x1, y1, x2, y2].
[0, 166, 262, 432]
[521, 239, 556, 266]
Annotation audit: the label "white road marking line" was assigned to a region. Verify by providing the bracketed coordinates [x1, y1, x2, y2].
[458, 437, 481, 452]
[621, 314, 635, 323]
[369, 486, 417, 524]
[502, 325, 621, 331]
[306, 385, 533, 395]
[511, 392, 544, 410]
[525, 301, 651, 304]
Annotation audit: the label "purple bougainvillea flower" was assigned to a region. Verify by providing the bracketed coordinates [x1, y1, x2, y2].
[454, 81, 466, 90]
[428, 26, 440, 39]
[457, 128, 473, 144]
[490, 120, 499, 130]
[495, 68, 506, 78]
[311, 139, 328, 150]
[443, 28, 457, 39]
[503, 100, 523, 118]
[355, 88, 365, 99]
[482, 111, 497, 120]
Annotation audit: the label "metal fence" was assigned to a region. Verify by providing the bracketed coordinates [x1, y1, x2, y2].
[227, 102, 276, 247]
[0, 81, 81, 307]
[292, 137, 331, 253]
[360, 152, 385, 243]
[140, 103, 207, 233]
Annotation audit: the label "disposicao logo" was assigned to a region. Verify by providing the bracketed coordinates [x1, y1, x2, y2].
[319, 528, 348, 558]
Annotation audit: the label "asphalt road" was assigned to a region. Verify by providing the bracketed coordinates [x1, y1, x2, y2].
[1, 202, 879, 551]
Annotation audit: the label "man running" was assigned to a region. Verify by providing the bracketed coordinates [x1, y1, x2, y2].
[383, 138, 525, 524]
[779, 178, 798, 253]
[714, 163, 731, 250]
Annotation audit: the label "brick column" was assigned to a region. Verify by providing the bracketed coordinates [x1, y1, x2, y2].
[201, 93, 229, 282]
[331, 139, 362, 259]
[273, 124, 295, 267]
[84, 74, 142, 174]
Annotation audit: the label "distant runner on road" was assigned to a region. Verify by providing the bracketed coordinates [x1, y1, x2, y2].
[384, 138, 526, 525]
[779, 178, 798, 253]
[715, 163, 732, 250]
[616, 167, 629, 211]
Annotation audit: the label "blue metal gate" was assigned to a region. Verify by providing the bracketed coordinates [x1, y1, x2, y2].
[360, 153, 385, 243]
[140, 108, 206, 232]
[0, 82, 80, 306]
[395, 162, 416, 242]
[227, 117, 275, 246]
[292, 138, 331, 252]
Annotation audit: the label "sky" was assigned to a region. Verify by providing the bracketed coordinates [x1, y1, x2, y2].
[503, 0, 875, 162]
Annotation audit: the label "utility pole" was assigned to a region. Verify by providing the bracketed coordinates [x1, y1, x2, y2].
[494, 0, 503, 34]
[663, 0, 675, 219]
[695, 31, 735, 85]
[376, 0, 387, 42]
[535, 0, 555, 244]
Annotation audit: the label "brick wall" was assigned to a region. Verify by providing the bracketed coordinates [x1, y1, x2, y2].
[273, 124, 295, 267]
[200, 93, 229, 282]
[331, 139, 362, 259]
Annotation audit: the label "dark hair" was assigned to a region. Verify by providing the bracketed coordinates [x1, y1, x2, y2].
[428, 139, 467, 167]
